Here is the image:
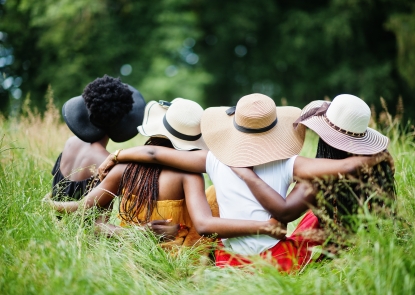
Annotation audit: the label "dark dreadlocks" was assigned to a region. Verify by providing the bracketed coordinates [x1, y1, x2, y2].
[117, 137, 174, 224]
[313, 138, 396, 235]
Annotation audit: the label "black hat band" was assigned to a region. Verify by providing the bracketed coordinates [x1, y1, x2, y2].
[163, 115, 202, 141]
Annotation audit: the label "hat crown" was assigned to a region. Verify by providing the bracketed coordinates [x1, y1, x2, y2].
[165, 98, 203, 136]
[326, 94, 370, 133]
[235, 93, 277, 129]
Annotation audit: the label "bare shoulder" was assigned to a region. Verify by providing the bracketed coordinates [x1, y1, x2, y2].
[62, 136, 85, 153]
[160, 166, 204, 186]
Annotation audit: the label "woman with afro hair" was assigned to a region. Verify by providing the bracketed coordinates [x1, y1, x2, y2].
[49, 75, 146, 201]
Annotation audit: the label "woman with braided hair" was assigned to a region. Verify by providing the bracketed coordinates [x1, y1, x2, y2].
[51, 99, 286, 245]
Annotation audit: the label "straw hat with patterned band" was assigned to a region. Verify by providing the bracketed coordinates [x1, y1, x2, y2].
[62, 85, 146, 143]
[201, 93, 306, 167]
[137, 98, 208, 150]
[293, 94, 389, 155]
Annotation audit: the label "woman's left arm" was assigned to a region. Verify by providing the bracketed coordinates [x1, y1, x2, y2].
[230, 167, 318, 223]
[183, 173, 286, 239]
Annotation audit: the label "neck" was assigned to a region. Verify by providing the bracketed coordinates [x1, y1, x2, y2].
[95, 135, 110, 148]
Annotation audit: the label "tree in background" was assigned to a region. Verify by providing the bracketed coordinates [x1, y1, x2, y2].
[0, 0, 414, 119]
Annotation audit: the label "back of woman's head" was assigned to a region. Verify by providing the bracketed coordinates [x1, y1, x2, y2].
[117, 137, 174, 224]
[82, 75, 133, 125]
[314, 138, 396, 234]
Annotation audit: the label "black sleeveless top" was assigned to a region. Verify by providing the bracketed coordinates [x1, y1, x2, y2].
[51, 153, 100, 201]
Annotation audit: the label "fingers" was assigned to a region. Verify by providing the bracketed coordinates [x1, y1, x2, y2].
[149, 224, 180, 240]
[149, 219, 172, 226]
[98, 155, 117, 181]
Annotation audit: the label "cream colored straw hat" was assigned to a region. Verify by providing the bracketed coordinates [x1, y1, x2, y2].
[138, 98, 208, 150]
[201, 93, 306, 167]
[294, 94, 389, 154]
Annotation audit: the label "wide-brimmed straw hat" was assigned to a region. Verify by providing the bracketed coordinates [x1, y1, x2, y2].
[62, 85, 146, 143]
[201, 93, 306, 167]
[138, 98, 208, 150]
[293, 94, 389, 154]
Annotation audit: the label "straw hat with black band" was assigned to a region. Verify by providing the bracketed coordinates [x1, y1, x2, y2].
[293, 94, 389, 155]
[62, 85, 146, 143]
[138, 98, 208, 150]
[201, 93, 306, 167]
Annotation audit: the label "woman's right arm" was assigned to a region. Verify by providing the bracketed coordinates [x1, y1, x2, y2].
[294, 152, 393, 180]
[183, 173, 286, 239]
[51, 164, 127, 213]
[99, 146, 208, 181]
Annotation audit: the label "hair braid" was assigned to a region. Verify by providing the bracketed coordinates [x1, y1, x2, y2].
[117, 137, 173, 224]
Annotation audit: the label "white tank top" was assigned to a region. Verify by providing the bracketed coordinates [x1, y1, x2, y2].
[206, 151, 297, 255]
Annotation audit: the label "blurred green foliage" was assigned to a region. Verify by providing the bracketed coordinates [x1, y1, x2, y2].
[0, 0, 414, 119]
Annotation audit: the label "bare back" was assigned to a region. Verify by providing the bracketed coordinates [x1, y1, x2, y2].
[156, 167, 188, 201]
[60, 136, 110, 181]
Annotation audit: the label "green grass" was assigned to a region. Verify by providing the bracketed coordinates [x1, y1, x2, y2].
[1, 104, 415, 295]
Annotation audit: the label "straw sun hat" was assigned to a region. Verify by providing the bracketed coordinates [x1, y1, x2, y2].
[62, 85, 146, 143]
[138, 98, 208, 150]
[201, 93, 306, 167]
[294, 94, 389, 155]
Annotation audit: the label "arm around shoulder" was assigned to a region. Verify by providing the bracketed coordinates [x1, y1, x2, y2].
[293, 153, 390, 180]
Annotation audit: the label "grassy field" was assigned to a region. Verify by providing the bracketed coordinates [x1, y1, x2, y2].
[1, 99, 415, 295]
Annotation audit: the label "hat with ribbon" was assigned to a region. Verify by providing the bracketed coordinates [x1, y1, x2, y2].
[201, 93, 306, 167]
[62, 85, 146, 143]
[137, 98, 208, 150]
[293, 94, 389, 154]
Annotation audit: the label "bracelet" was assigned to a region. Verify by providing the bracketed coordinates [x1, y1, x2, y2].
[112, 149, 123, 164]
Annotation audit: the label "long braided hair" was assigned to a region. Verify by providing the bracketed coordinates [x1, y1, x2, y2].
[313, 138, 396, 235]
[117, 137, 174, 224]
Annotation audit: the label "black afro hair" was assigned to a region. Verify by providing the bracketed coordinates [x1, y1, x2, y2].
[82, 75, 133, 125]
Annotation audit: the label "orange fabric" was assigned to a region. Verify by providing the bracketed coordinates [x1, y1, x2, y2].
[118, 185, 219, 248]
[215, 210, 322, 272]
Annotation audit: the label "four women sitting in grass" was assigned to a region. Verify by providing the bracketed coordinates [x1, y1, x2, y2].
[50, 91, 395, 272]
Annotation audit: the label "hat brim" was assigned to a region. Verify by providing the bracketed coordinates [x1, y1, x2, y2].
[138, 101, 208, 150]
[62, 85, 145, 143]
[299, 100, 389, 155]
[62, 96, 106, 142]
[201, 106, 306, 167]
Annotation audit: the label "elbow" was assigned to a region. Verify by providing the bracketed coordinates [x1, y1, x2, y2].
[193, 221, 212, 236]
[343, 161, 357, 175]
[143, 146, 157, 162]
[276, 214, 292, 224]
[266, 208, 291, 224]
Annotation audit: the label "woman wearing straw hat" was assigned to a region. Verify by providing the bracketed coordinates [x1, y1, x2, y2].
[51, 98, 286, 246]
[230, 94, 395, 257]
[97, 93, 390, 269]
[49, 75, 145, 201]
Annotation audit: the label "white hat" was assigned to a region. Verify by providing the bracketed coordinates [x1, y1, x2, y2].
[294, 94, 389, 155]
[138, 98, 208, 150]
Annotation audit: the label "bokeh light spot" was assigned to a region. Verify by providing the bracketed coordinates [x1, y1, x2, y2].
[165, 65, 178, 77]
[183, 38, 196, 48]
[13, 76, 22, 87]
[235, 45, 247, 57]
[2, 76, 13, 89]
[186, 53, 199, 65]
[120, 64, 132, 76]
[12, 88, 22, 99]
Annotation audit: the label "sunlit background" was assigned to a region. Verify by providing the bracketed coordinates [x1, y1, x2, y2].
[0, 0, 414, 120]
